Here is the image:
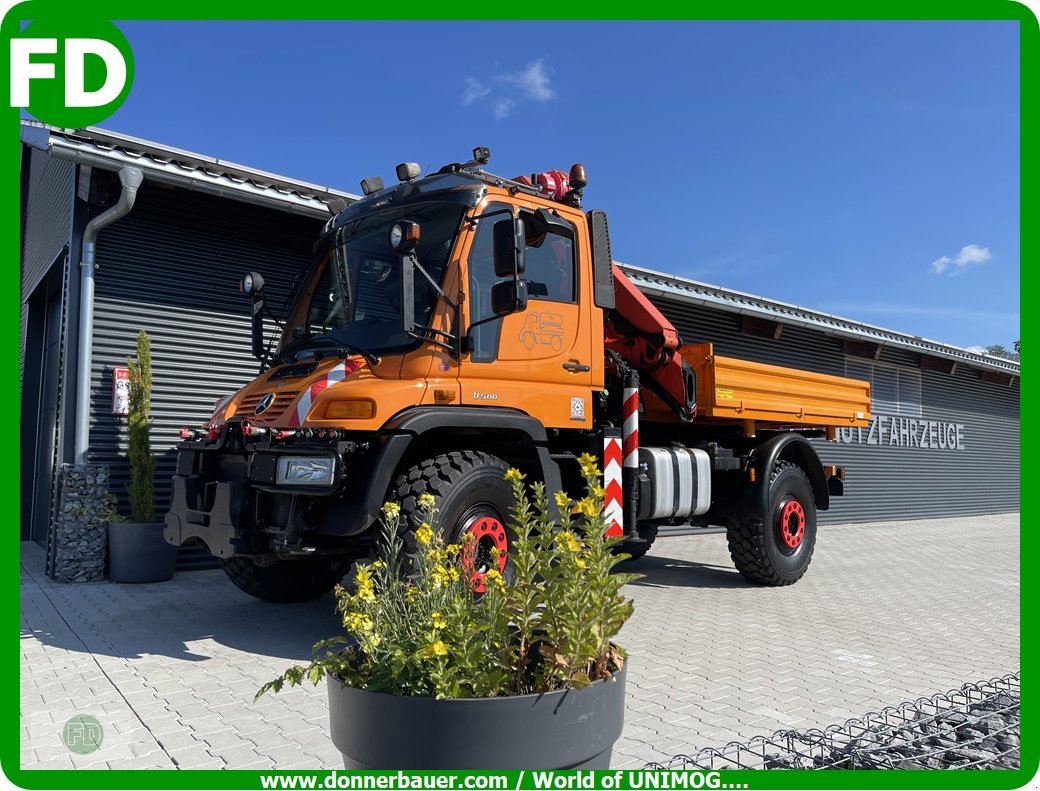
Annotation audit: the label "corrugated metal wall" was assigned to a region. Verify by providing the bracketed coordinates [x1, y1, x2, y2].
[88, 185, 323, 514]
[651, 296, 1020, 523]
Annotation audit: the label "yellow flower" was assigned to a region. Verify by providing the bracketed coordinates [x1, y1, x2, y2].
[431, 612, 447, 629]
[431, 640, 449, 657]
[577, 453, 600, 477]
[415, 523, 434, 546]
[368, 633, 382, 648]
[462, 531, 477, 544]
[445, 544, 460, 555]
[381, 502, 401, 521]
[554, 491, 571, 509]
[489, 546, 501, 558]
[417, 493, 436, 512]
[559, 531, 581, 553]
[404, 586, 419, 603]
[447, 566, 461, 583]
[576, 497, 599, 518]
[591, 484, 605, 499]
[504, 467, 525, 482]
[575, 557, 587, 569]
[370, 559, 384, 570]
[484, 568, 506, 592]
[345, 612, 373, 633]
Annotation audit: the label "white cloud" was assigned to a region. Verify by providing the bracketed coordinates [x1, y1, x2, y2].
[964, 345, 987, 354]
[462, 78, 490, 106]
[493, 98, 515, 120]
[505, 59, 555, 102]
[930, 244, 992, 275]
[461, 59, 555, 120]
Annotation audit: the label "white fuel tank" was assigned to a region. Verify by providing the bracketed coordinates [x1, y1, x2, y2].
[638, 447, 711, 520]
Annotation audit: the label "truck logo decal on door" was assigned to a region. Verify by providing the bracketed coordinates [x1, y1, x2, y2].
[519, 312, 564, 351]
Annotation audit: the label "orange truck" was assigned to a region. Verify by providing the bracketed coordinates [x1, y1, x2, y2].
[165, 149, 870, 602]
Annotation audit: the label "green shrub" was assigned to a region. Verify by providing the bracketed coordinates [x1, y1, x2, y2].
[259, 456, 638, 700]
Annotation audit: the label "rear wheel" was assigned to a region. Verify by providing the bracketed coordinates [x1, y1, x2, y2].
[726, 460, 816, 586]
[393, 451, 515, 593]
[221, 556, 346, 602]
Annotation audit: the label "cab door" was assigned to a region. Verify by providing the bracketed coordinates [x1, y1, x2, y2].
[459, 198, 594, 429]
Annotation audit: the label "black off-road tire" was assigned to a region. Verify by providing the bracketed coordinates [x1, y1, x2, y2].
[221, 557, 346, 602]
[619, 524, 658, 561]
[392, 451, 514, 589]
[726, 460, 817, 586]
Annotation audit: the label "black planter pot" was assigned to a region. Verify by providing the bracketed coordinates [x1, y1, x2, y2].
[327, 663, 627, 769]
[108, 521, 178, 583]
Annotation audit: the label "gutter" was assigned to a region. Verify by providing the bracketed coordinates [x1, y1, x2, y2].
[74, 166, 144, 466]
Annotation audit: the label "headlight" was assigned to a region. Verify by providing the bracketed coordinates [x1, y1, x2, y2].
[276, 456, 335, 486]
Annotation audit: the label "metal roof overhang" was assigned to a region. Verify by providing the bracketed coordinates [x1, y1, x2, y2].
[620, 263, 1020, 379]
[21, 122, 360, 219]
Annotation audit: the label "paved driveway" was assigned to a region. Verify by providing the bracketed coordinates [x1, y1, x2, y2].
[20, 513, 1019, 770]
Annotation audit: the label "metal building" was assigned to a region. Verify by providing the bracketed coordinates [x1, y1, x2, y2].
[19, 122, 1019, 559]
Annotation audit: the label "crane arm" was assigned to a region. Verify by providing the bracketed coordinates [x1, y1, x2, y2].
[605, 265, 696, 421]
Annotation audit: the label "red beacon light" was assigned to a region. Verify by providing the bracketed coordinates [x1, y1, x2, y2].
[179, 427, 193, 439]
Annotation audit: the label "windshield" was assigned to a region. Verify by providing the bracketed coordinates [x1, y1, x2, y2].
[281, 202, 465, 357]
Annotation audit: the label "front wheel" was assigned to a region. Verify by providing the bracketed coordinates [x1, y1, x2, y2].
[726, 460, 817, 586]
[393, 451, 515, 593]
[221, 556, 347, 602]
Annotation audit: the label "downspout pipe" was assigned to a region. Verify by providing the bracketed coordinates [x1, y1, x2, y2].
[74, 165, 144, 466]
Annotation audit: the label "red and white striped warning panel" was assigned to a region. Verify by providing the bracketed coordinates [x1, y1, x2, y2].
[603, 431, 623, 537]
[287, 360, 361, 427]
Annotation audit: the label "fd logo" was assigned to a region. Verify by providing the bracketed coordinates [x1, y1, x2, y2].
[9, 18, 134, 127]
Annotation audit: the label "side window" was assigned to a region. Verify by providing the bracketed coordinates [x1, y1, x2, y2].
[522, 215, 575, 303]
[467, 203, 509, 362]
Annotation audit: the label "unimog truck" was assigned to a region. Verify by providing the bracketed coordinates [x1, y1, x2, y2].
[165, 149, 870, 601]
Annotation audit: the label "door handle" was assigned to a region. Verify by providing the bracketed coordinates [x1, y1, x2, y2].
[563, 362, 591, 373]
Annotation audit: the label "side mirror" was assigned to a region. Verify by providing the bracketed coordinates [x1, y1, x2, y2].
[490, 280, 528, 317]
[492, 217, 526, 278]
[240, 271, 266, 361]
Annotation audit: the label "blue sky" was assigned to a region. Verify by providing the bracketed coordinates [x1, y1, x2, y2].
[105, 20, 1019, 351]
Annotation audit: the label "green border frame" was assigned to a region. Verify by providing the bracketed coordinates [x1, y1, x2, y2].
[6, 2, 1033, 789]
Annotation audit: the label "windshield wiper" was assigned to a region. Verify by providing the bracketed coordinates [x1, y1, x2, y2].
[284, 333, 382, 366]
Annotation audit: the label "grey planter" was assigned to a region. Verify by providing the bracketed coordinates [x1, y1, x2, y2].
[107, 521, 178, 583]
[327, 662, 627, 769]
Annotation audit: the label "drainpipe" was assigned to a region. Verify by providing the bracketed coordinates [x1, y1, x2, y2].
[74, 165, 144, 466]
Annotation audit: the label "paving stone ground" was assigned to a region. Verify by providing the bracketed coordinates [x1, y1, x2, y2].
[20, 513, 1019, 770]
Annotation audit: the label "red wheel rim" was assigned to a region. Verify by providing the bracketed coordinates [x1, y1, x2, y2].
[460, 516, 508, 593]
[777, 499, 806, 549]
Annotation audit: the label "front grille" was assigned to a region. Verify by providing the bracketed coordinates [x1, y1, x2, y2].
[238, 391, 298, 423]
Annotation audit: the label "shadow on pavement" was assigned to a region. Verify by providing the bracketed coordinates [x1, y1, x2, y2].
[23, 565, 344, 664]
[624, 554, 750, 589]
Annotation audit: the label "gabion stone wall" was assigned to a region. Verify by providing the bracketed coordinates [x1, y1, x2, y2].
[49, 464, 109, 583]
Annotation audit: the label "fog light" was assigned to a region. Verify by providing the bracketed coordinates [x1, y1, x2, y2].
[276, 457, 335, 486]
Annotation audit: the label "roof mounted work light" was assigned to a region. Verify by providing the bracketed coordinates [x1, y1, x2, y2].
[472, 147, 490, 164]
[396, 162, 421, 182]
[360, 176, 384, 196]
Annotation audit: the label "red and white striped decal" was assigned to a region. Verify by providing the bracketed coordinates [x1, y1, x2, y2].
[287, 360, 361, 427]
[603, 434, 623, 537]
[622, 384, 639, 469]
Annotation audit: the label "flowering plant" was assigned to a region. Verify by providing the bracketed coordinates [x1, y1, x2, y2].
[257, 454, 638, 700]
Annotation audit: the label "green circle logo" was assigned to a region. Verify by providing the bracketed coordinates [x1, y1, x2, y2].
[62, 714, 104, 755]
[12, 17, 134, 127]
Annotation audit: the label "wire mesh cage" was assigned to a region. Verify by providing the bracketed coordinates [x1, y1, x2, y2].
[647, 674, 1019, 770]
